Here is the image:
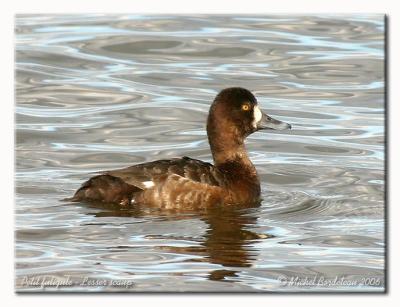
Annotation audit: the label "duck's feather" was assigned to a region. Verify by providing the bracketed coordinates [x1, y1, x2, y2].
[105, 156, 224, 190]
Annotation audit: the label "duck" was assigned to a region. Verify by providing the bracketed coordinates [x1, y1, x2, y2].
[67, 87, 291, 209]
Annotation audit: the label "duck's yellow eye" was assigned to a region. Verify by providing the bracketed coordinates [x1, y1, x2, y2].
[242, 104, 250, 111]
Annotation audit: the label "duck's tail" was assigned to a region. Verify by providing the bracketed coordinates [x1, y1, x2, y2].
[63, 174, 141, 206]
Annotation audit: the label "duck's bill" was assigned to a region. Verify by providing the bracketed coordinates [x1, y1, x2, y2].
[257, 111, 292, 130]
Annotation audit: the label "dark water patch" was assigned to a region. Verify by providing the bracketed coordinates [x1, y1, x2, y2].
[103, 40, 182, 54]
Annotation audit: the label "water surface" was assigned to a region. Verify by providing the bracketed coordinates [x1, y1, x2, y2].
[15, 14, 385, 292]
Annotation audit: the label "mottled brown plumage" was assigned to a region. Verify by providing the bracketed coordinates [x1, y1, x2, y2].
[67, 87, 291, 209]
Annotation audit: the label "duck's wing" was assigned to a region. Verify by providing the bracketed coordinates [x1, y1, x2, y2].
[105, 157, 224, 190]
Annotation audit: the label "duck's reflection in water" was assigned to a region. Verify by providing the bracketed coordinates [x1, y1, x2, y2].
[199, 207, 273, 281]
[84, 203, 274, 282]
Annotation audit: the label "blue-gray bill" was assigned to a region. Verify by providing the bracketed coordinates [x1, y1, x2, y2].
[257, 111, 292, 130]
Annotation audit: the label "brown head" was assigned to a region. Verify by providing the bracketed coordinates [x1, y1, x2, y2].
[207, 87, 291, 165]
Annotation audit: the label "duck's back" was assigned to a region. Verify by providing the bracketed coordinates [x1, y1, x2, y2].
[107, 157, 223, 189]
[69, 157, 228, 209]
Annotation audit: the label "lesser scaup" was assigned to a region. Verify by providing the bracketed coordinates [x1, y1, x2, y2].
[67, 87, 291, 209]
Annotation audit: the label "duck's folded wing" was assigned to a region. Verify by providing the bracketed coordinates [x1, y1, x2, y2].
[105, 157, 224, 190]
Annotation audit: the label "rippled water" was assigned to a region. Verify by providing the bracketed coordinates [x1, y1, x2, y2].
[15, 14, 385, 292]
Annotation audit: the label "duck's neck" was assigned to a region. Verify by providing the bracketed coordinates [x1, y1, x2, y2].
[208, 132, 258, 181]
[209, 135, 261, 206]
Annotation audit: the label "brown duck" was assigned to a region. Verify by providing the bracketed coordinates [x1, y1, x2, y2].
[67, 87, 291, 209]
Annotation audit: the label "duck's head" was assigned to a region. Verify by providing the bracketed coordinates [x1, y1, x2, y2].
[207, 87, 291, 142]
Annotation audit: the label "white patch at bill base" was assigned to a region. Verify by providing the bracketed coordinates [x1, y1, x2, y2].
[253, 105, 262, 128]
